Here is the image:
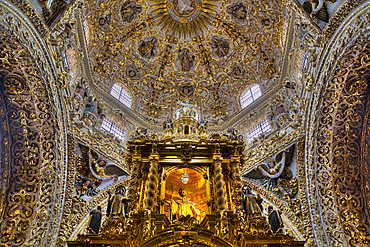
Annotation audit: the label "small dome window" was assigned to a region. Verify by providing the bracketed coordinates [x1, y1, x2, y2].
[111, 83, 133, 108]
[249, 119, 271, 140]
[101, 118, 124, 140]
[240, 84, 262, 109]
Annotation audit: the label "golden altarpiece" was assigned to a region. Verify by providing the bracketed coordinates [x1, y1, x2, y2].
[68, 107, 304, 247]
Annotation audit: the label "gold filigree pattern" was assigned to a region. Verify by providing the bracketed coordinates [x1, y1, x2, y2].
[0, 32, 57, 246]
[81, 0, 288, 124]
[305, 4, 370, 245]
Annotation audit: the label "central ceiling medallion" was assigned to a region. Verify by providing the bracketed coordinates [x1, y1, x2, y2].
[151, 0, 218, 38]
[168, 0, 201, 23]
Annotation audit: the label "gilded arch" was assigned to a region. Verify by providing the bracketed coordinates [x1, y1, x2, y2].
[0, 32, 57, 246]
[0, 1, 69, 245]
[305, 2, 370, 246]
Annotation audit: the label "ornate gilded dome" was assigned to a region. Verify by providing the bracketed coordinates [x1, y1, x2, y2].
[82, 0, 287, 124]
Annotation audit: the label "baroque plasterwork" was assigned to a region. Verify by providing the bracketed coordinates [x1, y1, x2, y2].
[0, 1, 70, 246]
[243, 137, 314, 243]
[1, 0, 369, 246]
[305, 1, 370, 245]
[81, 0, 289, 124]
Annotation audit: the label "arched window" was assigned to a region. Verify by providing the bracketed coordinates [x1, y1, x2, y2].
[101, 118, 124, 140]
[240, 84, 262, 109]
[249, 119, 271, 140]
[111, 83, 133, 108]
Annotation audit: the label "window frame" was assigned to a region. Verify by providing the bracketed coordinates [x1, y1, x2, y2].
[240, 84, 262, 109]
[249, 119, 271, 140]
[110, 83, 133, 108]
[101, 118, 125, 140]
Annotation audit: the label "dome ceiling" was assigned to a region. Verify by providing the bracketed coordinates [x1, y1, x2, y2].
[83, 0, 288, 124]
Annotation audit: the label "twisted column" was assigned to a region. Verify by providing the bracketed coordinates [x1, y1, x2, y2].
[230, 149, 243, 211]
[213, 144, 226, 211]
[127, 149, 142, 212]
[145, 146, 159, 210]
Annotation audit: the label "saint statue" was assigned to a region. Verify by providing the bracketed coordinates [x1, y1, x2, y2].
[179, 48, 194, 72]
[138, 37, 157, 59]
[268, 206, 284, 234]
[171, 188, 200, 221]
[88, 206, 102, 234]
[241, 185, 261, 219]
[107, 186, 131, 218]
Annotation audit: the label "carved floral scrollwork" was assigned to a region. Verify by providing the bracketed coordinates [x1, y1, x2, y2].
[0, 32, 57, 246]
[311, 19, 370, 246]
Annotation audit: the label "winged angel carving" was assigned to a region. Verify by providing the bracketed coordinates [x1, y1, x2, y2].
[244, 145, 298, 200]
[75, 143, 128, 197]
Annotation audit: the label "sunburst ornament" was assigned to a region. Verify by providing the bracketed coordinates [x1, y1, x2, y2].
[151, 0, 218, 38]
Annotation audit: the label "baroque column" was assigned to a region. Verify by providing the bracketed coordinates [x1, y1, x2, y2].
[213, 144, 226, 211]
[127, 146, 142, 212]
[230, 147, 243, 211]
[145, 144, 159, 210]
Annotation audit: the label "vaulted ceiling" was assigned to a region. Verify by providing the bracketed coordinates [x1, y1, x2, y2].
[83, 0, 288, 124]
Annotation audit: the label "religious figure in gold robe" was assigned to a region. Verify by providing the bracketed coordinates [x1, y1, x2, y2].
[241, 185, 261, 219]
[171, 188, 200, 220]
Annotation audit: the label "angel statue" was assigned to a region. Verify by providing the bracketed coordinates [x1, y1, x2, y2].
[244, 145, 297, 200]
[75, 143, 128, 197]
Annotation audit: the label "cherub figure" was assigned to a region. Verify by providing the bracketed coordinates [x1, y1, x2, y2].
[244, 145, 297, 200]
[76, 176, 99, 197]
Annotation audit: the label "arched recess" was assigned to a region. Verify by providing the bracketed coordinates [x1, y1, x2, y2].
[0, 2, 68, 246]
[305, 2, 370, 246]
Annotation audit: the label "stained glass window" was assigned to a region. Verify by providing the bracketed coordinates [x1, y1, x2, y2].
[111, 83, 133, 108]
[240, 84, 262, 109]
[101, 118, 124, 140]
[249, 119, 271, 140]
